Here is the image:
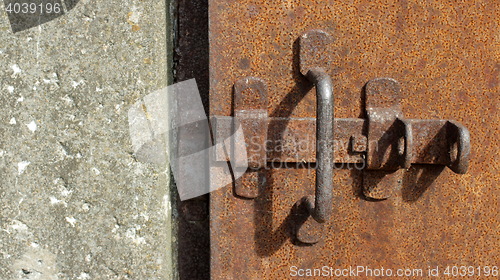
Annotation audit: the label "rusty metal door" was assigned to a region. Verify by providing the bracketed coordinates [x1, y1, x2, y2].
[208, 1, 499, 279]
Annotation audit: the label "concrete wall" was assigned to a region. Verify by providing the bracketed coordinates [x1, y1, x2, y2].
[0, 1, 175, 279]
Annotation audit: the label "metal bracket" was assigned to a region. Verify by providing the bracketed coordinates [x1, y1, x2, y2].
[363, 78, 412, 199]
[234, 77, 268, 198]
[233, 77, 269, 169]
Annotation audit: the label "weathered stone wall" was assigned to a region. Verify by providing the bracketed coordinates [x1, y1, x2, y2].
[0, 1, 175, 279]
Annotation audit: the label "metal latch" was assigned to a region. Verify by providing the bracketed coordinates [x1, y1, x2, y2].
[212, 30, 471, 244]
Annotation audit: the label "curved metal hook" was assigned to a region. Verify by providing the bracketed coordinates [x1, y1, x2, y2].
[296, 68, 334, 243]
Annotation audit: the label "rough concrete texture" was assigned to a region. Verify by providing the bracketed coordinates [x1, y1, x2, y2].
[0, 1, 174, 279]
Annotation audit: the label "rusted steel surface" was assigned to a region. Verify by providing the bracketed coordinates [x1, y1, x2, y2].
[234, 169, 262, 198]
[209, 0, 499, 279]
[299, 30, 334, 76]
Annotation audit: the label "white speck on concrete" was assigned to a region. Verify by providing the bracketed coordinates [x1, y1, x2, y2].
[60, 95, 74, 104]
[7, 86, 14, 93]
[9, 220, 28, 232]
[71, 79, 85, 89]
[43, 73, 59, 85]
[61, 188, 73, 197]
[0, 150, 6, 157]
[128, 6, 142, 24]
[17, 96, 24, 102]
[17, 161, 30, 175]
[85, 254, 92, 262]
[92, 167, 100, 175]
[9, 117, 16, 124]
[53, 178, 73, 197]
[27, 121, 37, 132]
[65, 217, 77, 227]
[140, 213, 150, 221]
[61, 146, 68, 156]
[125, 227, 146, 245]
[50, 196, 61, 204]
[77, 272, 91, 279]
[82, 203, 90, 212]
[11, 64, 22, 76]
[30, 242, 39, 248]
[7, 220, 33, 240]
[96, 87, 103, 92]
[49, 196, 67, 207]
